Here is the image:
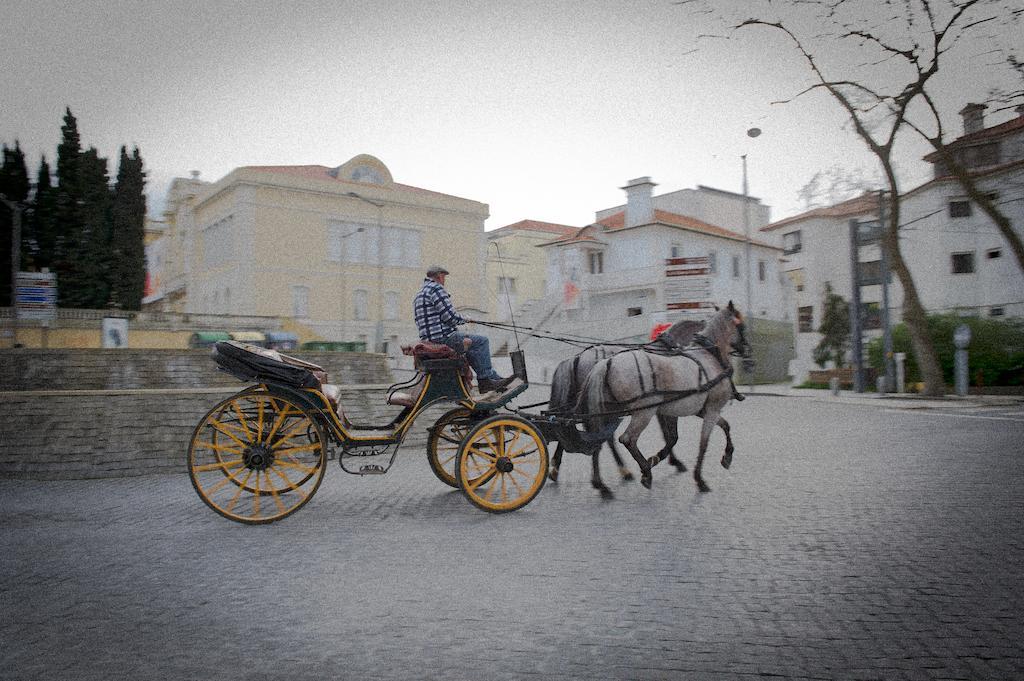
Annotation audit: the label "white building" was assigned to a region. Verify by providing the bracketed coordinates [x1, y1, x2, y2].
[764, 104, 1024, 384]
[543, 178, 789, 330]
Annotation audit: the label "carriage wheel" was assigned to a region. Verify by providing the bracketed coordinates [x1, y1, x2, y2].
[426, 408, 473, 488]
[188, 392, 327, 524]
[456, 415, 548, 513]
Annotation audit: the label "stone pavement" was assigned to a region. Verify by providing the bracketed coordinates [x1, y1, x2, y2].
[1, 389, 1022, 680]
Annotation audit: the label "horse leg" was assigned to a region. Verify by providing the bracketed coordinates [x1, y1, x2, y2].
[548, 443, 564, 482]
[605, 439, 634, 481]
[718, 417, 734, 469]
[693, 413, 718, 493]
[655, 414, 686, 472]
[618, 411, 656, 490]
[590, 446, 613, 498]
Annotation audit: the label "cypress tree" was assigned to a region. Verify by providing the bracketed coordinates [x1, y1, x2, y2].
[25, 156, 57, 270]
[55, 108, 85, 306]
[72, 147, 113, 308]
[1, 141, 31, 305]
[110, 146, 147, 309]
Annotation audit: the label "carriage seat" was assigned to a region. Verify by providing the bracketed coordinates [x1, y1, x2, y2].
[401, 341, 461, 360]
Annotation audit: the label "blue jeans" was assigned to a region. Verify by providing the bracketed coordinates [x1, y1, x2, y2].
[442, 332, 501, 381]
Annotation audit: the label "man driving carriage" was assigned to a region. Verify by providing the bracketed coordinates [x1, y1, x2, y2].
[413, 265, 515, 394]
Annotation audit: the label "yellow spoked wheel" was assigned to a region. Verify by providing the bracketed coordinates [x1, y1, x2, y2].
[188, 392, 327, 524]
[456, 415, 548, 513]
[426, 408, 474, 488]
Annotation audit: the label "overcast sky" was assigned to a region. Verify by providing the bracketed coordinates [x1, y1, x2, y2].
[2, 0, 1020, 230]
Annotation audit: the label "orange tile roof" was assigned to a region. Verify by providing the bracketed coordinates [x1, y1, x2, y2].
[489, 219, 579, 236]
[762, 192, 879, 232]
[241, 165, 474, 202]
[597, 209, 778, 249]
[924, 112, 1024, 161]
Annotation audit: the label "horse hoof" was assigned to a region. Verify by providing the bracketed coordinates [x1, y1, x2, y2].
[697, 480, 711, 493]
[620, 469, 635, 481]
[671, 461, 687, 473]
[599, 487, 615, 499]
[641, 476, 652, 490]
[721, 455, 732, 470]
[548, 467, 559, 482]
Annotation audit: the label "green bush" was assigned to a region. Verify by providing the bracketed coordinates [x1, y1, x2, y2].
[867, 314, 1024, 386]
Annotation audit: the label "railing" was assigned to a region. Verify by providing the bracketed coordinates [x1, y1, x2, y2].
[0, 307, 283, 330]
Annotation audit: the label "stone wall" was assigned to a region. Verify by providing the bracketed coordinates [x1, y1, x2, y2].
[0, 387, 443, 480]
[0, 348, 391, 391]
[0, 349, 445, 480]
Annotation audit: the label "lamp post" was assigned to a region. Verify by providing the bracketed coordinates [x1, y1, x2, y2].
[345, 191, 386, 353]
[741, 127, 761, 393]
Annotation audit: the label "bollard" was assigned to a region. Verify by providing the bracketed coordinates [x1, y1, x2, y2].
[876, 375, 887, 394]
[953, 324, 971, 397]
[895, 352, 906, 393]
[829, 376, 840, 396]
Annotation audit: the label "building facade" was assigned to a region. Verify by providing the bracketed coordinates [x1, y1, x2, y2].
[485, 220, 576, 321]
[764, 104, 1024, 384]
[543, 178, 790, 333]
[144, 155, 490, 353]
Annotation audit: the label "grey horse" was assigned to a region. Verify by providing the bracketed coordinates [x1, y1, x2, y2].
[580, 303, 750, 493]
[546, 317, 738, 496]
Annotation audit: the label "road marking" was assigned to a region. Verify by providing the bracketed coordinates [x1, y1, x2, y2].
[882, 409, 1024, 423]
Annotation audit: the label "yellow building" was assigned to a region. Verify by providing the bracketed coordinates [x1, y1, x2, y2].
[145, 155, 490, 353]
[485, 220, 576, 320]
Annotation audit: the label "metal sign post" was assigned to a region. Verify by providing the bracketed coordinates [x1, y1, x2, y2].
[954, 324, 971, 397]
[848, 220, 865, 393]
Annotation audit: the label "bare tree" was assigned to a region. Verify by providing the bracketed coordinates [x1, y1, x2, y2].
[682, 0, 1021, 395]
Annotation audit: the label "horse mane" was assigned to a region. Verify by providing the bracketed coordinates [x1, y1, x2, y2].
[699, 307, 735, 347]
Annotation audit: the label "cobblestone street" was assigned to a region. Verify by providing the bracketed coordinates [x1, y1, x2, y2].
[2, 392, 1022, 680]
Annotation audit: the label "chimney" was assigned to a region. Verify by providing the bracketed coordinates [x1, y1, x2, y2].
[959, 103, 987, 135]
[622, 176, 657, 227]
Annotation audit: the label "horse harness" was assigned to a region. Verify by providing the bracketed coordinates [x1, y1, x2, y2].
[597, 333, 735, 414]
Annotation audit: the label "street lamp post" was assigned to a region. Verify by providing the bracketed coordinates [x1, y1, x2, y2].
[741, 127, 761, 394]
[345, 191, 386, 353]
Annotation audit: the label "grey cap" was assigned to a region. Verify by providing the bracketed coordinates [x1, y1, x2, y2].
[426, 265, 450, 276]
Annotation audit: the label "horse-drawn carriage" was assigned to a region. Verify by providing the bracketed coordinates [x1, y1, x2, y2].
[188, 304, 751, 522]
[187, 341, 551, 523]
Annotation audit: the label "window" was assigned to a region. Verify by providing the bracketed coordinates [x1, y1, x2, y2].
[588, 251, 604, 274]
[758, 260, 767, 282]
[497, 277, 517, 294]
[787, 268, 805, 292]
[353, 290, 369, 320]
[626, 307, 642, 317]
[987, 248, 1002, 259]
[798, 306, 814, 332]
[990, 307, 1005, 317]
[732, 255, 741, 278]
[782, 230, 802, 254]
[967, 142, 1000, 167]
[708, 250, 717, 275]
[384, 291, 399, 320]
[949, 201, 972, 218]
[670, 244, 683, 259]
[292, 286, 309, 318]
[951, 252, 975, 274]
[327, 221, 422, 266]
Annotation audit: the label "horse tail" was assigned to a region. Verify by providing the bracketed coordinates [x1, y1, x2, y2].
[578, 357, 611, 432]
[548, 359, 575, 414]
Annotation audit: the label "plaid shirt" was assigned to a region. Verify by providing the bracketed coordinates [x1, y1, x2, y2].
[413, 278, 466, 342]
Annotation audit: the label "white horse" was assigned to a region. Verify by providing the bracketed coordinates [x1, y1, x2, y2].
[580, 303, 750, 493]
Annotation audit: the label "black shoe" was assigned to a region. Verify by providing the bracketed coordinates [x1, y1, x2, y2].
[479, 376, 515, 394]
[732, 389, 746, 401]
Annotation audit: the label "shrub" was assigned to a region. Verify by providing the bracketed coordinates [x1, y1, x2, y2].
[867, 314, 1024, 386]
